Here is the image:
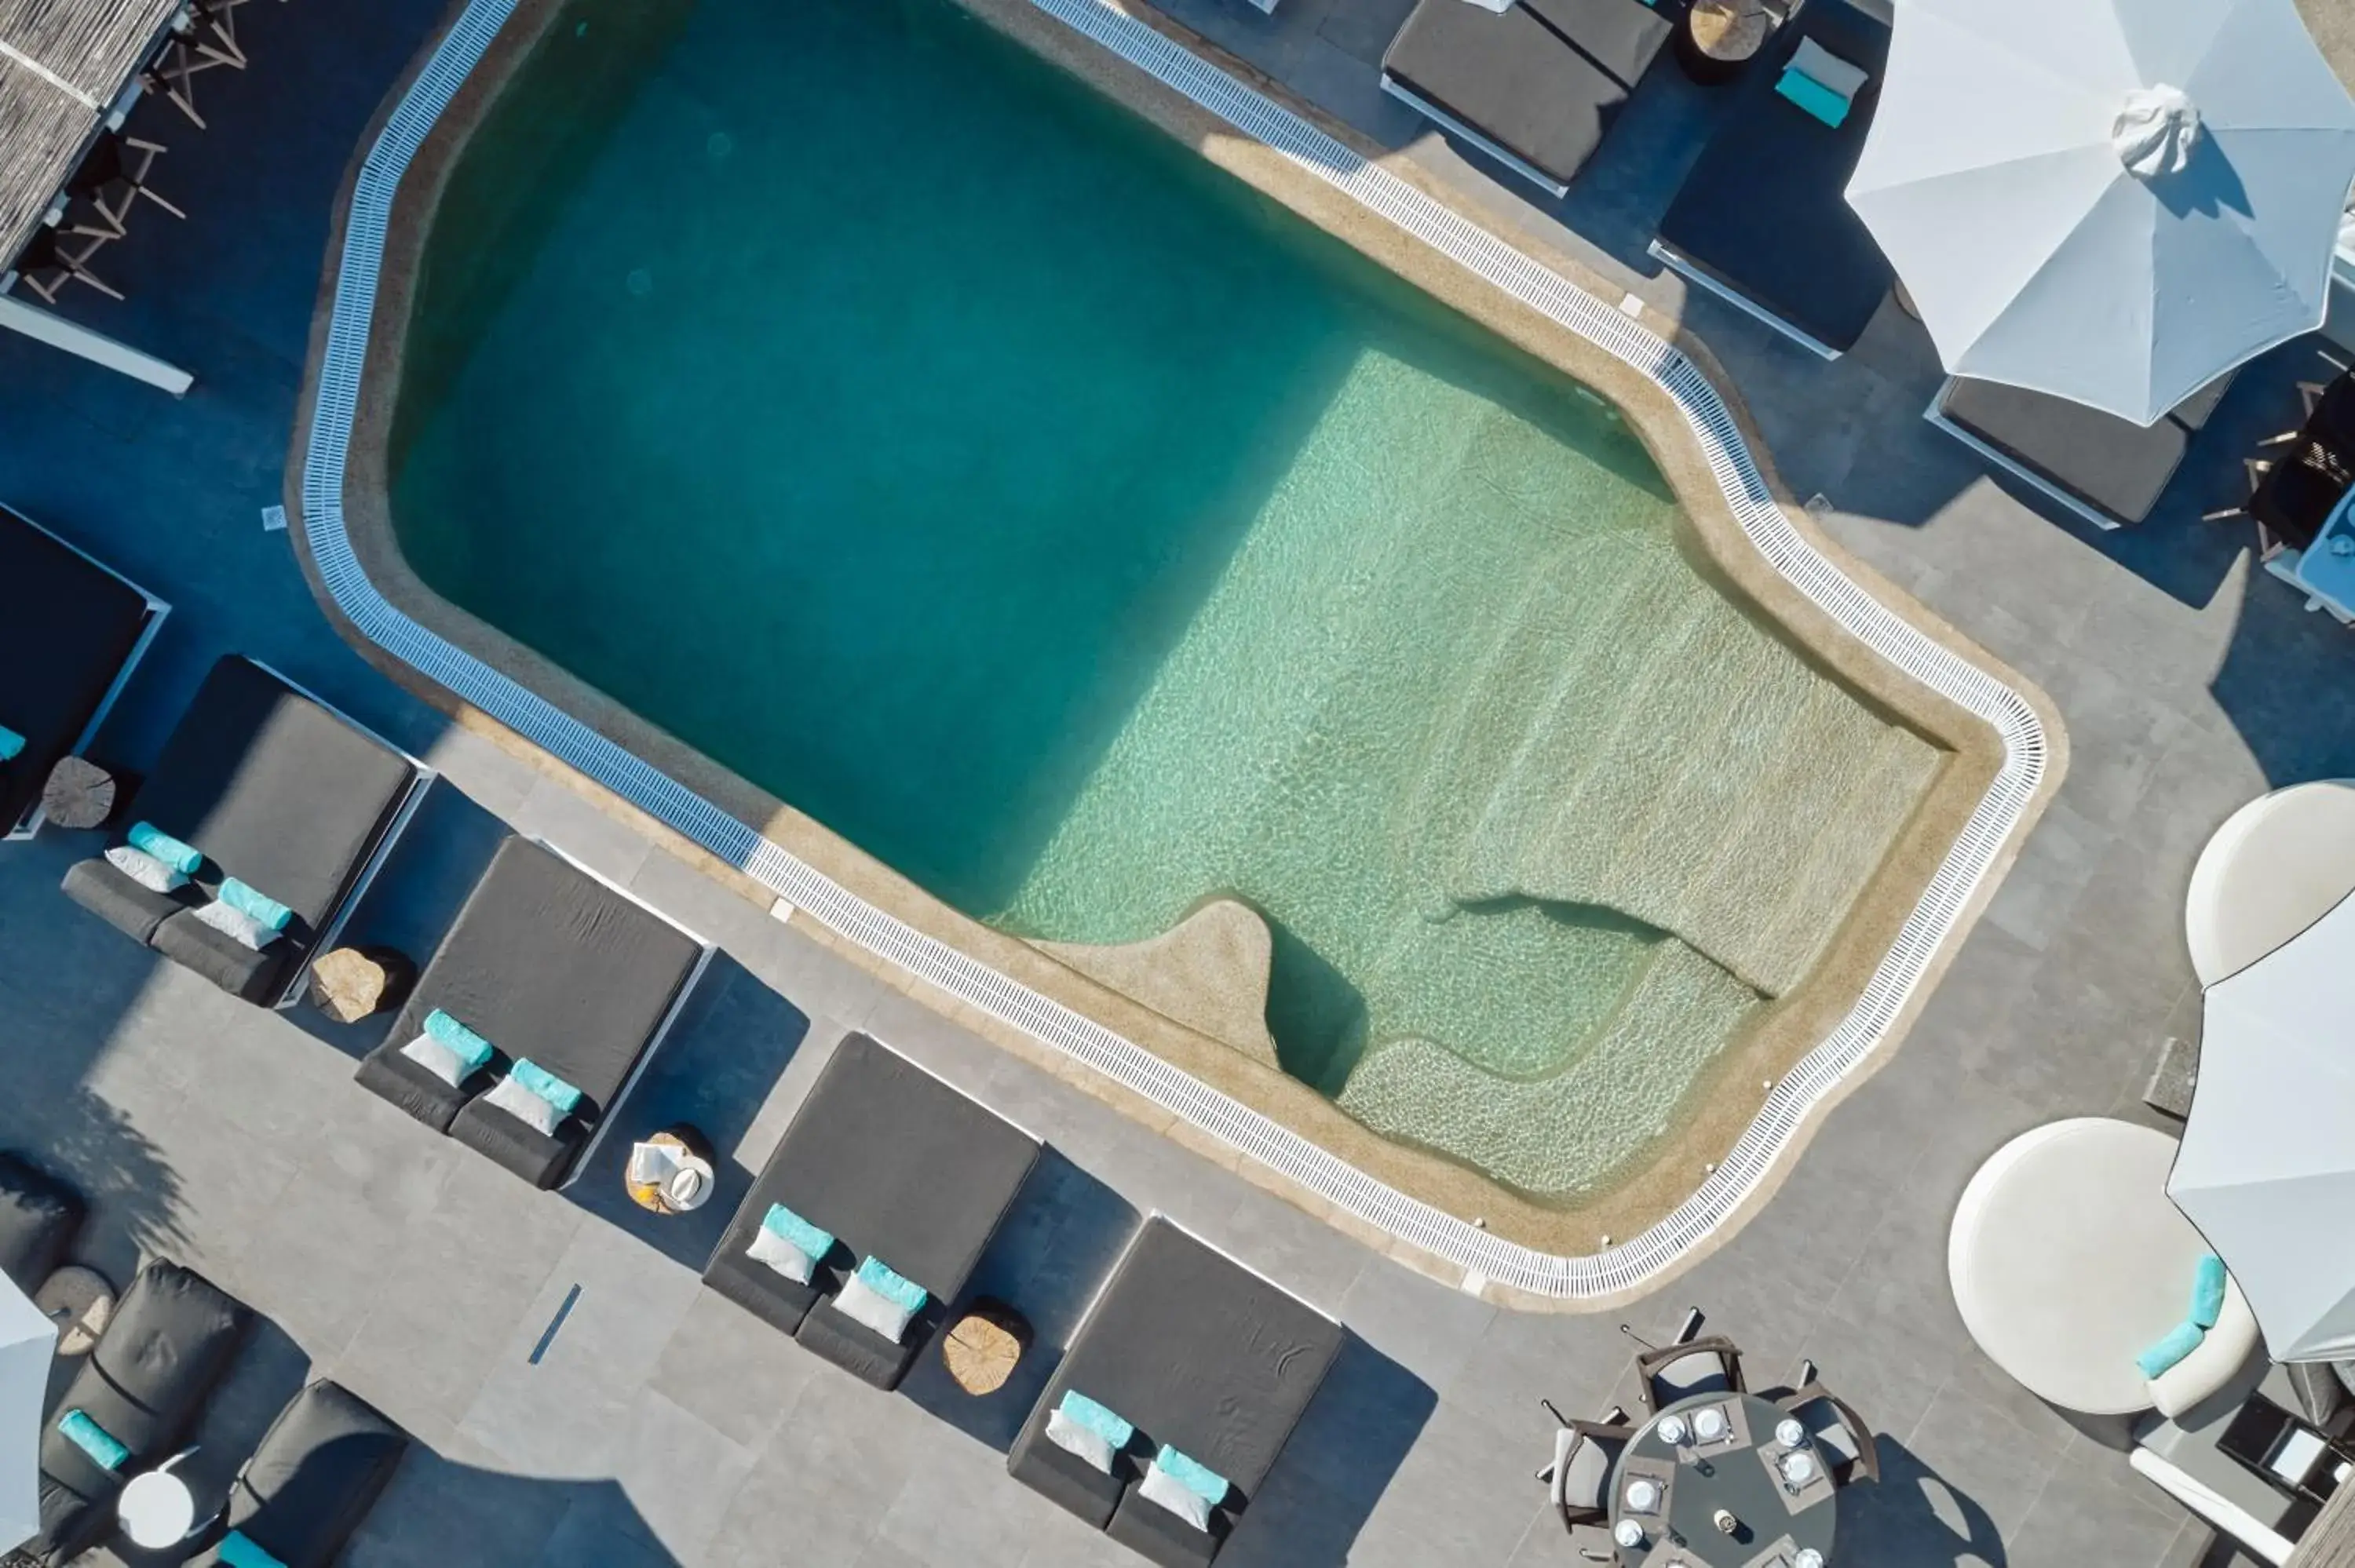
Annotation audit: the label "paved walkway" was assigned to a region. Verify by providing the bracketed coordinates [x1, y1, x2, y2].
[6, 0, 2352, 1563]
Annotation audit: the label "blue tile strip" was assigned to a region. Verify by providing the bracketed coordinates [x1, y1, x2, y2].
[300, 0, 2047, 1299]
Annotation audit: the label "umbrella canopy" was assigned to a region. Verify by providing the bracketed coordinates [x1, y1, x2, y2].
[2171, 886, 2355, 1361]
[1847, 0, 2355, 425]
[0, 1274, 51, 1549]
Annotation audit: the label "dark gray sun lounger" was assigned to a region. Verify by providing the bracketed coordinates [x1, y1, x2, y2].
[184, 1380, 411, 1568]
[0, 505, 166, 839]
[1926, 373, 2234, 530]
[1651, 0, 1894, 357]
[30, 1261, 250, 1565]
[356, 835, 713, 1189]
[1381, 0, 1673, 197]
[1010, 1217, 1345, 1566]
[60, 655, 433, 1005]
[703, 1031, 1039, 1391]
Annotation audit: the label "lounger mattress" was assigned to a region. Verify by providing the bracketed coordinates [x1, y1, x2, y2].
[1940, 376, 2190, 525]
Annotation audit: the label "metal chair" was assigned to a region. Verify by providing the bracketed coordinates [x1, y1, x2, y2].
[13, 229, 122, 304]
[1536, 1401, 1637, 1560]
[1776, 1382, 1880, 1486]
[1622, 1307, 1747, 1413]
[144, 33, 233, 128]
[63, 136, 183, 239]
[191, 0, 248, 69]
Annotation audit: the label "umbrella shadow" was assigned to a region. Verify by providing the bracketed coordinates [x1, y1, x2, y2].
[2153, 129, 2255, 223]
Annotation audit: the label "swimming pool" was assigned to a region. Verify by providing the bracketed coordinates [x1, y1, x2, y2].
[374, 0, 1970, 1225]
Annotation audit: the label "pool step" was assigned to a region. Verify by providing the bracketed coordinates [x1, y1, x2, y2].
[1336, 935, 1758, 1202]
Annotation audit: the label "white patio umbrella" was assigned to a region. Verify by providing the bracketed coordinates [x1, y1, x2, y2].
[1846, 0, 2355, 426]
[0, 1274, 53, 1549]
[2170, 886, 2355, 1362]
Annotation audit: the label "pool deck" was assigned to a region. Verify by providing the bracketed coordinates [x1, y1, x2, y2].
[2, 0, 2350, 1564]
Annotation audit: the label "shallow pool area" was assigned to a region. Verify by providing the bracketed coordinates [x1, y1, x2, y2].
[386, 0, 1946, 1205]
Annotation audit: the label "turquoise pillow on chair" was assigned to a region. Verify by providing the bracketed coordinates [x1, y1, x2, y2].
[509, 1059, 582, 1115]
[1059, 1390, 1134, 1449]
[761, 1202, 834, 1262]
[2190, 1254, 2228, 1330]
[57, 1408, 128, 1471]
[423, 1009, 495, 1075]
[1156, 1443, 1232, 1505]
[1776, 66, 1852, 129]
[217, 1530, 287, 1568]
[2138, 1320, 2205, 1380]
[127, 821, 201, 875]
[0, 724, 22, 762]
[856, 1255, 928, 1314]
[220, 877, 293, 933]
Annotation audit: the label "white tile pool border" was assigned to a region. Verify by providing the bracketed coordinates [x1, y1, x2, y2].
[300, 0, 2048, 1301]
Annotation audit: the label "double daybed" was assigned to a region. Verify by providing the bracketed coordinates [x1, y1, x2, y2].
[1380, 0, 1674, 198]
[703, 1030, 1039, 1390]
[356, 834, 713, 1189]
[31, 1261, 251, 1564]
[1651, 0, 1894, 358]
[0, 505, 166, 840]
[1927, 373, 2233, 531]
[1010, 1217, 1346, 1566]
[60, 655, 432, 1005]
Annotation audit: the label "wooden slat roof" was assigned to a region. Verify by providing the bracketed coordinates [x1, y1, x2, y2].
[0, 0, 177, 268]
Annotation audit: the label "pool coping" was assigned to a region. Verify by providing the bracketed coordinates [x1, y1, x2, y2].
[291, 0, 2057, 1304]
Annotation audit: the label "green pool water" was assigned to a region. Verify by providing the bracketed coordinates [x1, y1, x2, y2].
[389, 0, 1942, 1201]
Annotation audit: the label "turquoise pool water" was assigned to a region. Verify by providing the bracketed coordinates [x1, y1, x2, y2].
[389, 0, 1941, 1201]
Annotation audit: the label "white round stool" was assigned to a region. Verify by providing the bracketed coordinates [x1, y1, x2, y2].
[116, 1465, 197, 1549]
[2185, 779, 2355, 985]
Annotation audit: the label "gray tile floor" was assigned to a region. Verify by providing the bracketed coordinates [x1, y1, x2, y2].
[6, 0, 2353, 1563]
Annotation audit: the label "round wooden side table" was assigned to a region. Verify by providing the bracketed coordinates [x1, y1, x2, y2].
[942, 1300, 1031, 1395]
[1676, 0, 1774, 84]
[34, 1266, 114, 1357]
[626, 1125, 716, 1216]
[40, 757, 119, 832]
[307, 946, 415, 1025]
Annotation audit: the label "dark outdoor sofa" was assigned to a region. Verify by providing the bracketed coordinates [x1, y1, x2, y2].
[59, 655, 431, 1005]
[703, 1031, 1039, 1391]
[29, 1260, 250, 1564]
[0, 505, 165, 839]
[1380, 0, 1674, 197]
[356, 835, 711, 1189]
[1009, 1217, 1346, 1566]
[184, 1380, 411, 1568]
[1927, 371, 2234, 530]
[0, 1152, 84, 1293]
[1651, 0, 1895, 357]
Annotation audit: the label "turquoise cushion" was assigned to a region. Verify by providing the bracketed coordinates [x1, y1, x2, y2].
[216, 1530, 287, 1568]
[127, 821, 201, 875]
[57, 1408, 128, 1471]
[2138, 1319, 2205, 1380]
[1776, 65, 1852, 129]
[509, 1058, 582, 1115]
[1156, 1443, 1231, 1505]
[856, 1255, 928, 1314]
[423, 1009, 495, 1074]
[219, 877, 294, 933]
[0, 724, 21, 762]
[1059, 1390, 1134, 1449]
[761, 1202, 834, 1262]
[2190, 1254, 2229, 1330]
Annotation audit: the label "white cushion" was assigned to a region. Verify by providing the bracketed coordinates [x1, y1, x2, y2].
[2152, 1276, 2262, 1419]
[481, 1073, 562, 1137]
[1137, 1461, 1212, 1531]
[832, 1272, 914, 1343]
[104, 844, 186, 895]
[192, 897, 278, 952]
[746, 1224, 816, 1285]
[1045, 1408, 1116, 1474]
[1789, 35, 1869, 100]
[400, 1033, 469, 1089]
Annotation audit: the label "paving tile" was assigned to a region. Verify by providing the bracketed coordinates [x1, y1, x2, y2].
[703, 1370, 926, 1567]
[1981, 797, 2116, 953]
[874, 1422, 1050, 1566]
[1313, 0, 1415, 66]
[1338, 1400, 1552, 1567]
[509, 773, 655, 888]
[1904, 1383, 2068, 1543]
[2006, 1442, 2190, 1568]
[1335, 1254, 1497, 1394]
[648, 1284, 823, 1450]
[609, 1387, 758, 1563]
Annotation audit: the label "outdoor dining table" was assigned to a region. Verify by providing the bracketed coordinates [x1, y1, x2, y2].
[2292, 483, 2355, 617]
[1608, 1391, 1838, 1567]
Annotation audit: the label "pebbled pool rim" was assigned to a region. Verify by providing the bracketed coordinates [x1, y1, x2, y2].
[301, 0, 2051, 1302]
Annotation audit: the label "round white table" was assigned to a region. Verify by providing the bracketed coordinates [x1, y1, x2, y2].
[2185, 780, 2355, 986]
[1948, 1118, 2253, 1415]
[116, 1466, 197, 1549]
